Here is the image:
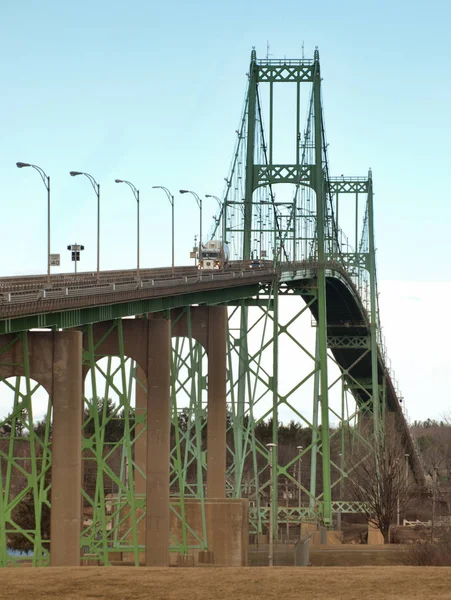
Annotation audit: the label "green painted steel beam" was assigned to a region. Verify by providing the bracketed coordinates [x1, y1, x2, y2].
[253, 164, 313, 190]
[0, 285, 260, 334]
[328, 180, 369, 194]
[327, 336, 370, 349]
[256, 64, 315, 83]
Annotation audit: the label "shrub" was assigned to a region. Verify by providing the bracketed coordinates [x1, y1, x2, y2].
[402, 541, 451, 566]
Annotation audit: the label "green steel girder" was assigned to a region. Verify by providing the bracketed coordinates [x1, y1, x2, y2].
[256, 63, 315, 83]
[225, 298, 275, 309]
[249, 500, 365, 529]
[327, 336, 370, 349]
[329, 253, 370, 271]
[253, 164, 313, 190]
[345, 378, 374, 390]
[0, 285, 260, 335]
[328, 180, 369, 194]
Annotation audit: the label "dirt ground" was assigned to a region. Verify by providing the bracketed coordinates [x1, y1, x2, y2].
[2, 566, 451, 600]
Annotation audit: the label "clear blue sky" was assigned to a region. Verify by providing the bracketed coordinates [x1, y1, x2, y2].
[0, 0, 450, 419]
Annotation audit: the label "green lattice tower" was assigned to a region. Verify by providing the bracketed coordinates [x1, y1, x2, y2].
[213, 48, 386, 527]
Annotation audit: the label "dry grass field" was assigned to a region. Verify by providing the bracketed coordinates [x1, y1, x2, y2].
[2, 566, 451, 600]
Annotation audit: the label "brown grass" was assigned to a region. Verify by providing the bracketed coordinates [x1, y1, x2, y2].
[309, 544, 408, 567]
[2, 566, 451, 600]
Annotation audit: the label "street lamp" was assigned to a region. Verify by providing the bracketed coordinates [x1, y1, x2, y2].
[115, 179, 140, 278]
[180, 190, 202, 266]
[16, 162, 51, 283]
[69, 171, 100, 278]
[152, 186, 175, 275]
[296, 445, 303, 509]
[266, 442, 277, 567]
[206, 194, 226, 244]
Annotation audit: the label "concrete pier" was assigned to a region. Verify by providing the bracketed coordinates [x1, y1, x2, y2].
[145, 316, 171, 566]
[207, 306, 227, 498]
[50, 331, 83, 567]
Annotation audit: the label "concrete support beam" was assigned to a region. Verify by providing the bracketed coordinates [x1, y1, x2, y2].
[145, 316, 171, 566]
[50, 330, 83, 567]
[207, 306, 227, 498]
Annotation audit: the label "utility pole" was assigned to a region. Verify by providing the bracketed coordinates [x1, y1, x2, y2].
[267, 443, 276, 566]
[297, 445, 303, 509]
[285, 479, 289, 542]
[432, 466, 437, 542]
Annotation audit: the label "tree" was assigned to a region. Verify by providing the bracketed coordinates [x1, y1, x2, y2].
[347, 424, 417, 543]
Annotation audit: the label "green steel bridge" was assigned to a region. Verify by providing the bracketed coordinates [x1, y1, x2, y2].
[0, 49, 422, 566]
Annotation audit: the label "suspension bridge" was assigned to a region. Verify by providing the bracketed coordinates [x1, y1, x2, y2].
[0, 48, 422, 567]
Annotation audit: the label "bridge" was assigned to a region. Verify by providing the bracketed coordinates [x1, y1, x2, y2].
[0, 49, 422, 567]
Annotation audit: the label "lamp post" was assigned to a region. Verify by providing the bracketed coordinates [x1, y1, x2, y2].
[296, 445, 303, 509]
[69, 171, 100, 278]
[266, 442, 277, 566]
[115, 179, 140, 278]
[16, 162, 51, 283]
[180, 190, 202, 265]
[152, 186, 175, 275]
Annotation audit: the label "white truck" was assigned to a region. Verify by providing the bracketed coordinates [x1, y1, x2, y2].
[198, 240, 230, 271]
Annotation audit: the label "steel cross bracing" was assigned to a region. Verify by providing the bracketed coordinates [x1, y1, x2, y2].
[0, 49, 423, 566]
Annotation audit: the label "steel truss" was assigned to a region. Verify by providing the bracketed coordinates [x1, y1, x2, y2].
[0, 333, 52, 566]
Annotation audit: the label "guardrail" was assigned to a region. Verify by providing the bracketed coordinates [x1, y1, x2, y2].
[0, 268, 274, 306]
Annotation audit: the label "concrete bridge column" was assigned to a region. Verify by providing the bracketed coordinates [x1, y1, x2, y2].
[50, 330, 83, 567]
[207, 306, 227, 498]
[145, 315, 171, 566]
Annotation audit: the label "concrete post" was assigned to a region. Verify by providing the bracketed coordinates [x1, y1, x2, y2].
[146, 316, 171, 566]
[50, 330, 83, 567]
[207, 306, 227, 498]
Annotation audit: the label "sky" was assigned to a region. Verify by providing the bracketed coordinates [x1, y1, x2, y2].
[0, 0, 450, 422]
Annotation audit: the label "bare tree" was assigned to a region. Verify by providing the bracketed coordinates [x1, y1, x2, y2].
[347, 424, 417, 542]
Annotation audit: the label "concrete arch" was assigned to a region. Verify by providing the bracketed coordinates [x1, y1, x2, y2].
[0, 332, 58, 395]
[0, 373, 51, 434]
[81, 319, 148, 382]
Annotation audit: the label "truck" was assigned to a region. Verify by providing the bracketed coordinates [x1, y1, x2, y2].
[198, 240, 230, 271]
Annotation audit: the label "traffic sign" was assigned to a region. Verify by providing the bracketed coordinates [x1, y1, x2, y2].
[49, 254, 60, 266]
